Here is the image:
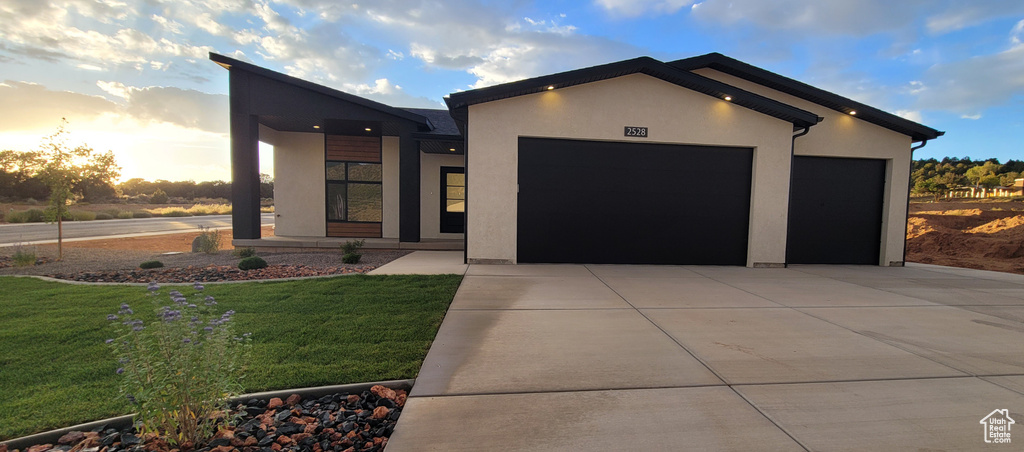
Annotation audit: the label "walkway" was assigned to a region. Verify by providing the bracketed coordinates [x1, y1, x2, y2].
[384, 261, 1024, 450]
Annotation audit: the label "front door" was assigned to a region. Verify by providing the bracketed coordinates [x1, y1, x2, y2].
[440, 167, 465, 234]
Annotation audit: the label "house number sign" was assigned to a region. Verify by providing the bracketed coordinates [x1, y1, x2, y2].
[624, 126, 648, 137]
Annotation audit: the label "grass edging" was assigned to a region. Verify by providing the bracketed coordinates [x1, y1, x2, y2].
[0, 379, 415, 451]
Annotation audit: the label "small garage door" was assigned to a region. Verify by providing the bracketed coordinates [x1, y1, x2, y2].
[787, 156, 886, 264]
[517, 137, 752, 265]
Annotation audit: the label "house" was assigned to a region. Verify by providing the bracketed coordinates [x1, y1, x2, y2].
[211, 52, 944, 267]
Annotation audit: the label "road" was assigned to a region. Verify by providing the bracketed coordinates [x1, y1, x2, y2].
[0, 213, 275, 246]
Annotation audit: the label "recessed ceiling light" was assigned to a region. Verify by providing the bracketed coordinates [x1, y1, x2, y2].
[449, 148, 456, 152]
[313, 125, 320, 129]
[365, 127, 372, 131]
[546, 85, 555, 90]
[849, 110, 857, 115]
[724, 96, 732, 101]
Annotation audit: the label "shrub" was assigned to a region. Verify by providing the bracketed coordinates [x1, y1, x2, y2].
[150, 188, 169, 204]
[117, 211, 134, 219]
[71, 210, 96, 221]
[340, 239, 365, 255]
[106, 283, 251, 447]
[160, 209, 192, 217]
[12, 247, 37, 267]
[342, 253, 362, 264]
[238, 256, 267, 270]
[139, 260, 164, 269]
[7, 209, 46, 223]
[232, 247, 256, 258]
[194, 226, 221, 254]
[132, 211, 153, 218]
[95, 212, 114, 220]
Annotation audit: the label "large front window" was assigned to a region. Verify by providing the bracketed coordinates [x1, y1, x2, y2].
[327, 162, 382, 222]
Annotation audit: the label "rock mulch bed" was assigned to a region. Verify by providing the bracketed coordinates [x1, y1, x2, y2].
[45, 264, 377, 283]
[4, 385, 407, 452]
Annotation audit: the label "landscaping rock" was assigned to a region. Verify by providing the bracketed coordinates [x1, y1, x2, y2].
[284, 394, 301, 406]
[57, 432, 86, 446]
[266, 398, 283, 410]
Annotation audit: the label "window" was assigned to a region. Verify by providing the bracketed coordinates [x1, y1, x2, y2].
[326, 162, 382, 222]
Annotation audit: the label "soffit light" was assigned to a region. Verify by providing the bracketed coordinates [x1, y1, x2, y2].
[365, 127, 373, 131]
[724, 95, 732, 101]
[849, 110, 857, 116]
[449, 148, 456, 152]
[546, 85, 555, 90]
[313, 125, 320, 129]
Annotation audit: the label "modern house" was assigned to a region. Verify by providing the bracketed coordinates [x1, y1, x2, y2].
[212, 52, 943, 267]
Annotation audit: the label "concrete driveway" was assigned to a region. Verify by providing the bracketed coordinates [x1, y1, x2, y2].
[385, 262, 1024, 451]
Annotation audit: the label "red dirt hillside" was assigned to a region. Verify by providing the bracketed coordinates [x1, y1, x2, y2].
[906, 200, 1024, 275]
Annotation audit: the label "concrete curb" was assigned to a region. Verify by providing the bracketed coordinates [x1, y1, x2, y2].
[1, 272, 370, 286]
[0, 379, 415, 450]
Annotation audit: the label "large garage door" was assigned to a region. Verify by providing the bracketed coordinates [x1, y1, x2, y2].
[787, 156, 885, 264]
[517, 138, 752, 265]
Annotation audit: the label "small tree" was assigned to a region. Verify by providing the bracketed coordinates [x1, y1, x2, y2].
[35, 119, 120, 260]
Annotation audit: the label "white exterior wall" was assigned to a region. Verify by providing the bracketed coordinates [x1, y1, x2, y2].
[465, 73, 794, 265]
[260, 126, 326, 237]
[694, 69, 914, 266]
[421, 152, 465, 240]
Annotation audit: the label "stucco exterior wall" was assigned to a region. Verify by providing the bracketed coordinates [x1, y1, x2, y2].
[420, 152, 465, 240]
[382, 136, 400, 239]
[260, 126, 326, 237]
[693, 69, 914, 265]
[466, 73, 794, 265]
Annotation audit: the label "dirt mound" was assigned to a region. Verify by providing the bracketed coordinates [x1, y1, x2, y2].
[907, 201, 1024, 274]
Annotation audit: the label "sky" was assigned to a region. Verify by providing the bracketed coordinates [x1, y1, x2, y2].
[0, 0, 1022, 183]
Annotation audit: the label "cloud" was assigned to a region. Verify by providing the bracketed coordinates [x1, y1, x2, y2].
[595, 0, 695, 18]
[0, 81, 117, 130]
[687, 0, 928, 36]
[926, 2, 1024, 34]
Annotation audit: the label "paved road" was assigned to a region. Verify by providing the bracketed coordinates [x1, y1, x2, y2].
[0, 213, 275, 246]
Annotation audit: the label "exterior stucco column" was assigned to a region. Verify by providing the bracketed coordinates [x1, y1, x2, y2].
[229, 69, 262, 240]
[399, 130, 420, 242]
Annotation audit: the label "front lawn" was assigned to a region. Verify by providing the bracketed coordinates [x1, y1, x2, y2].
[0, 274, 462, 440]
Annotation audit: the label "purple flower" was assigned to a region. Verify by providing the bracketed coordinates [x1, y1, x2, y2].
[126, 393, 137, 404]
[183, 338, 192, 344]
[147, 282, 159, 292]
[116, 368, 124, 374]
[132, 325, 144, 331]
[119, 358, 129, 364]
[107, 314, 118, 321]
[203, 326, 214, 332]
[105, 338, 114, 344]
[118, 304, 133, 315]
[188, 304, 197, 309]
[204, 295, 216, 306]
[193, 282, 204, 291]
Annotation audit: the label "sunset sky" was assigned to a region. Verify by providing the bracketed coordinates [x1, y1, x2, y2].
[1, 1, 1022, 182]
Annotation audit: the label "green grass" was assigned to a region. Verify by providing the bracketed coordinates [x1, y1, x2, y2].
[0, 274, 462, 440]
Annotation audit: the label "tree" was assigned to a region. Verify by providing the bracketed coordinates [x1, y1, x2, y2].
[35, 119, 121, 260]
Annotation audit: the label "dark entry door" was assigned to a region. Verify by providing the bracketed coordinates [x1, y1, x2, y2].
[787, 156, 886, 264]
[440, 167, 465, 234]
[517, 137, 753, 265]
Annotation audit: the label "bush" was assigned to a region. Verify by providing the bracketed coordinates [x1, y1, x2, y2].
[116, 211, 133, 219]
[12, 247, 37, 267]
[340, 239, 365, 255]
[342, 253, 362, 264]
[150, 188, 169, 204]
[71, 210, 96, 221]
[106, 283, 251, 447]
[95, 213, 114, 220]
[232, 247, 256, 258]
[6, 209, 46, 223]
[238, 256, 268, 270]
[194, 226, 222, 254]
[139, 260, 164, 269]
[132, 211, 153, 218]
[160, 209, 192, 217]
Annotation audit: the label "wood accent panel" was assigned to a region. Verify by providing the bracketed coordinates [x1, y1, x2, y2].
[326, 135, 381, 162]
[327, 222, 382, 238]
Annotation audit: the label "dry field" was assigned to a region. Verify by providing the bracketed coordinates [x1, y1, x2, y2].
[907, 199, 1024, 274]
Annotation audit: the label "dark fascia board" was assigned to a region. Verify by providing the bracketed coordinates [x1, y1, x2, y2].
[445, 56, 823, 130]
[670, 53, 945, 142]
[210, 52, 431, 129]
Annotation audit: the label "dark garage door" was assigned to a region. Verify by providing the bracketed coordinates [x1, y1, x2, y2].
[517, 137, 752, 265]
[787, 156, 886, 264]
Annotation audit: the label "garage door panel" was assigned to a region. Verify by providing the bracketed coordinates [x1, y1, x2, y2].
[787, 156, 885, 265]
[518, 138, 752, 265]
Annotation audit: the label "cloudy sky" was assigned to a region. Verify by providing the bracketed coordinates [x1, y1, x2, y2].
[1, 0, 1022, 182]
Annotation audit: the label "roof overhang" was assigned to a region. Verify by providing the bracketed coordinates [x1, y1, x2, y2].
[670, 53, 945, 142]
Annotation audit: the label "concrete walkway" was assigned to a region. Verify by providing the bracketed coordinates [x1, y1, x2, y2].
[386, 263, 1024, 451]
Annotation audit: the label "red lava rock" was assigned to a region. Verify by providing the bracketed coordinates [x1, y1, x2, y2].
[45, 264, 378, 283]
[285, 394, 302, 406]
[371, 406, 389, 420]
[210, 446, 234, 452]
[370, 385, 397, 401]
[270, 444, 282, 452]
[372, 438, 384, 447]
[0, 444, 8, 452]
[303, 423, 317, 434]
[395, 392, 407, 408]
[27, 445, 53, 452]
[291, 433, 312, 443]
[243, 436, 258, 447]
[267, 397, 284, 409]
[329, 432, 343, 442]
[58, 432, 87, 445]
[346, 394, 360, 404]
[276, 436, 294, 446]
[341, 448, 355, 452]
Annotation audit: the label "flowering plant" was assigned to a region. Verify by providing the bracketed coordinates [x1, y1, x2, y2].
[106, 282, 251, 446]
